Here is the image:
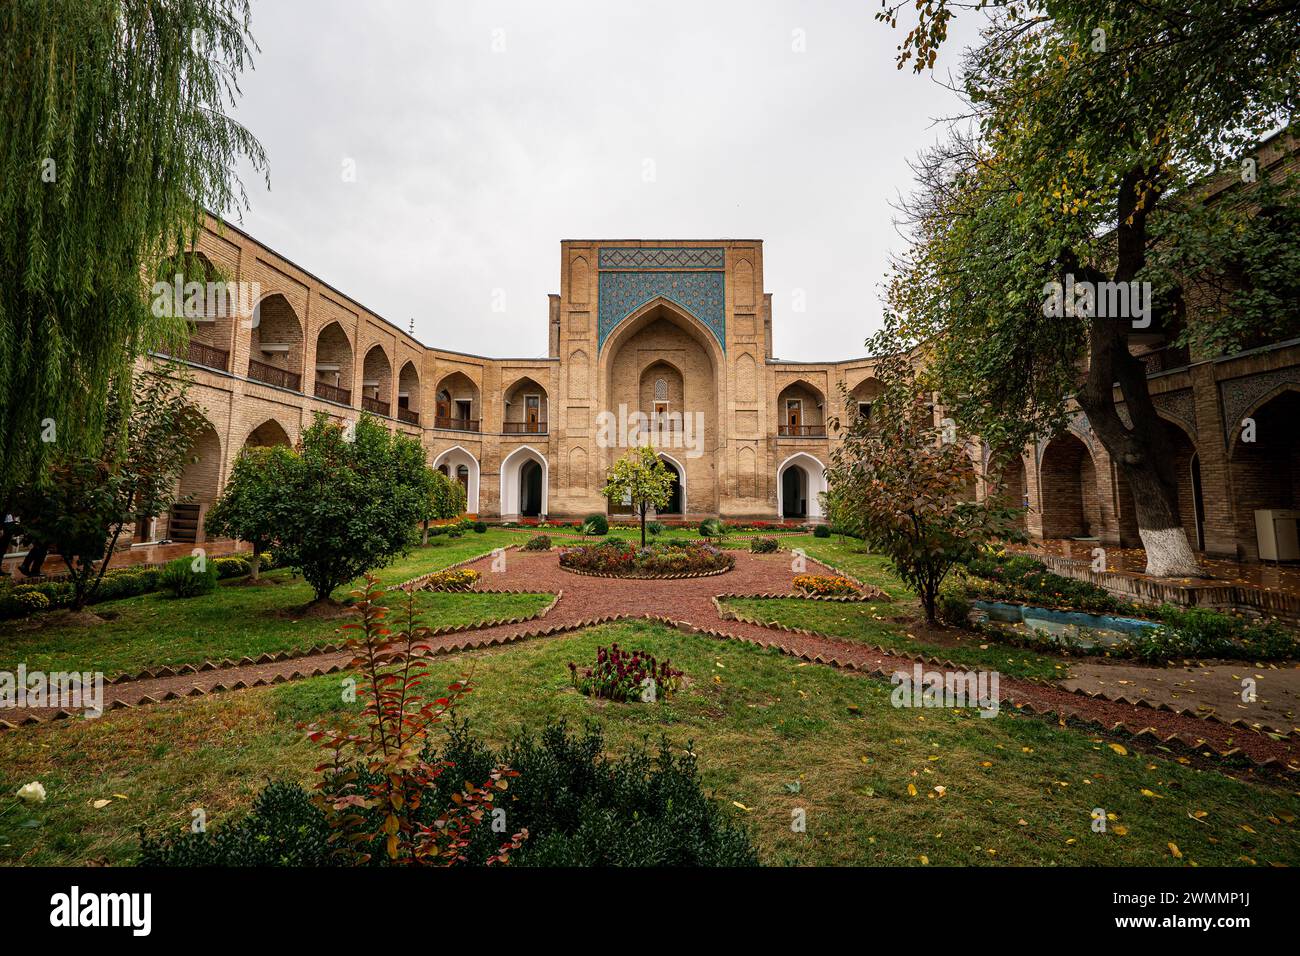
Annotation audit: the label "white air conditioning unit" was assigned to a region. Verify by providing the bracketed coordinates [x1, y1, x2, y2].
[1255, 509, 1300, 561]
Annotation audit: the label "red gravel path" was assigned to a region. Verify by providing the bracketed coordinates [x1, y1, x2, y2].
[6, 550, 1298, 770]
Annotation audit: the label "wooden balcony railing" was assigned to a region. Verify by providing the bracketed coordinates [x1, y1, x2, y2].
[434, 415, 480, 432]
[247, 358, 301, 392]
[184, 339, 230, 372]
[313, 380, 351, 405]
[778, 424, 827, 437]
[1139, 345, 1191, 375]
[362, 396, 390, 417]
[397, 406, 419, 425]
[503, 421, 547, 434]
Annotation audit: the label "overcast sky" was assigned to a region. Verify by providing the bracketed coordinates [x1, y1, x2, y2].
[227, 0, 981, 360]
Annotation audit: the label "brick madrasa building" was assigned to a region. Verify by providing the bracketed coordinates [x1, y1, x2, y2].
[148, 134, 1299, 564]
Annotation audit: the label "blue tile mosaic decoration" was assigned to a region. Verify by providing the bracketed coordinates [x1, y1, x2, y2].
[597, 270, 726, 351]
[599, 247, 724, 269]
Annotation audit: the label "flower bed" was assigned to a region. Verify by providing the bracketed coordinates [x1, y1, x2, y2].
[793, 574, 860, 597]
[558, 540, 734, 578]
[419, 568, 480, 592]
[568, 643, 683, 702]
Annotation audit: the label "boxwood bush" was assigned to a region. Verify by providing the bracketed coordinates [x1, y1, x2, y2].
[139, 720, 757, 867]
[581, 513, 609, 535]
[159, 556, 219, 598]
[522, 534, 552, 551]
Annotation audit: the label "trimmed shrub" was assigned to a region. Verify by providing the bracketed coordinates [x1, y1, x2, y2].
[159, 556, 219, 598]
[13, 590, 50, 614]
[522, 534, 552, 552]
[812, 524, 831, 538]
[215, 557, 250, 579]
[582, 513, 609, 536]
[749, 536, 779, 554]
[472, 521, 488, 534]
[138, 780, 333, 866]
[95, 572, 143, 602]
[139, 720, 757, 867]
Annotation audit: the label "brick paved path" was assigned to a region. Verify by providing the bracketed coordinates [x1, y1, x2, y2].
[6, 550, 1298, 770]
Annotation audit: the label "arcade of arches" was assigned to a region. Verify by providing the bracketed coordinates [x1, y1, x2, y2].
[89, 220, 1300, 570]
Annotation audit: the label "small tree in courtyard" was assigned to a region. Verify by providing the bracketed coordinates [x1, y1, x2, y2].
[602, 447, 675, 548]
[419, 468, 467, 545]
[274, 413, 427, 604]
[16, 367, 207, 609]
[825, 355, 1022, 626]
[205, 445, 297, 580]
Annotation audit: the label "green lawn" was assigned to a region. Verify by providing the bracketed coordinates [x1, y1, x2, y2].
[3, 619, 1296, 867]
[721, 598, 1066, 682]
[0, 530, 548, 676]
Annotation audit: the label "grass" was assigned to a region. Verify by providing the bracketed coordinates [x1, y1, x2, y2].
[0, 530, 549, 675]
[3, 619, 1297, 867]
[721, 598, 1066, 682]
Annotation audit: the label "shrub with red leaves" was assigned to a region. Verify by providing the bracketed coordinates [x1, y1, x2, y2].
[568, 642, 684, 703]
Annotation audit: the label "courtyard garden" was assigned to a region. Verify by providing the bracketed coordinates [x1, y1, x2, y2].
[3, 522, 1298, 868]
[4, 611, 1299, 867]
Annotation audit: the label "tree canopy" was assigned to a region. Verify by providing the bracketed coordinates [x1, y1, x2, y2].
[602, 447, 675, 547]
[0, 0, 266, 512]
[874, 0, 1300, 575]
[268, 413, 428, 603]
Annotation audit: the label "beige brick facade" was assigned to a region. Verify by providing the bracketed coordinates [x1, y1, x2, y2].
[151, 216, 1299, 563]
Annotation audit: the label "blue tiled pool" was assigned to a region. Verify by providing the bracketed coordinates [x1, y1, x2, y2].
[970, 600, 1162, 649]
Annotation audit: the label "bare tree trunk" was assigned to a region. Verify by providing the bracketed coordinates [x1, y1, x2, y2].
[1071, 166, 1201, 578]
[250, 542, 261, 581]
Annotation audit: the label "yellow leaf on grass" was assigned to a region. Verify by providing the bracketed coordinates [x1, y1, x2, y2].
[919, 855, 929, 865]
[1169, 842, 1183, 858]
[732, 801, 752, 812]
[1113, 825, 1129, 836]
[92, 799, 111, 809]
[1140, 789, 1161, 798]
[907, 783, 918, 797]
[1108, 743, 1128, 756]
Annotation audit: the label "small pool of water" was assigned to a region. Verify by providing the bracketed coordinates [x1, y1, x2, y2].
[970, 600, 1162, 649]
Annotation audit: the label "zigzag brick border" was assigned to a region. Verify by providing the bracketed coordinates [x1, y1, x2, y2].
[712, 596, 1300, 744]
[15, 546, 553, 693]
[659, 612, 1298, 773]
[7, 548, 1295, 772]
